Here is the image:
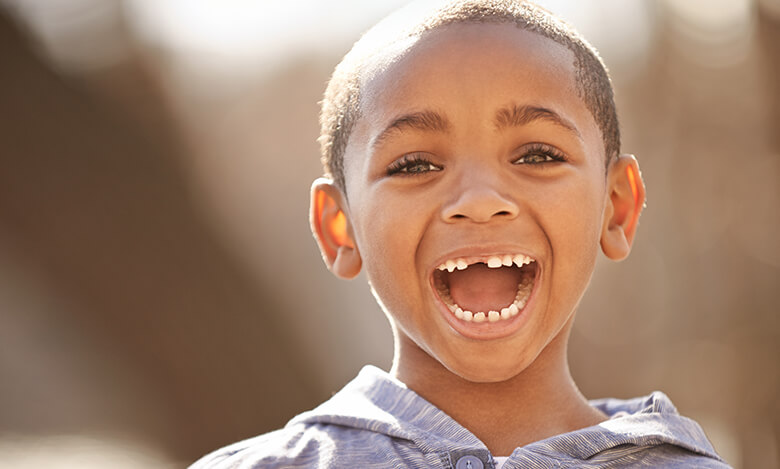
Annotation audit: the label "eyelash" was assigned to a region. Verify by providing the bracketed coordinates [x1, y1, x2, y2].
[512, 143, 568, 165]
[386, 153, 442, 176]
[386, 143, 566, 176]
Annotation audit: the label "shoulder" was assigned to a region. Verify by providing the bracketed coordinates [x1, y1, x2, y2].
[188, 367, 432, 468]
[594, 443, 733, 468]
[584, 391, 732, 468]
[188, 422, 405, 469]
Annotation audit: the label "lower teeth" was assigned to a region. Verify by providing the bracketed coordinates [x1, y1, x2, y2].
[439, 278, 532, 323]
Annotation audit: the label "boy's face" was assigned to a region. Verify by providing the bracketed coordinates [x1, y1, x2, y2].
[323, 23, 628, 382]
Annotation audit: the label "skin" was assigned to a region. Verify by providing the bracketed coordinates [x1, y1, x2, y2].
[311, 23, 645, 456]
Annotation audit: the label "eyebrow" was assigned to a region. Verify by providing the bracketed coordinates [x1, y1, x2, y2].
[371, 110, 450, 149]
[494, 104, 582, 139]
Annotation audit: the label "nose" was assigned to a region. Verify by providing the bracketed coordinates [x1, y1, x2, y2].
[441, 174, 519, 223]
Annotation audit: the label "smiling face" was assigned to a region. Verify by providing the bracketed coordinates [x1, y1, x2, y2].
[313, 23, 637, 383]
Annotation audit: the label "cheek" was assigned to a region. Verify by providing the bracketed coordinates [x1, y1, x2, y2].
[353, 189, 425, 298]
[542, 174, 605, 276]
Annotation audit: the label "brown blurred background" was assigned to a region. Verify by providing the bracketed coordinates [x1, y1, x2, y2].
[0, 1, 777, 467]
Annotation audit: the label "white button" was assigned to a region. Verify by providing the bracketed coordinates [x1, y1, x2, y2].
[455, 455, 484, 469]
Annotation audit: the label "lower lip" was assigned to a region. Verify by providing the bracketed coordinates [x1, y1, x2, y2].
[432, 270, 540, 341]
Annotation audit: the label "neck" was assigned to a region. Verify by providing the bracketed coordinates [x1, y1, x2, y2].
[391, 321, 605, 456]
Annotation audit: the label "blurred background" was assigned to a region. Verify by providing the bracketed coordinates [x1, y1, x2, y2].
[0, 0, 777, 467]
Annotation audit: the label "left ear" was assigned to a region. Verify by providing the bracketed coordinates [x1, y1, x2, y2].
[601, 154, 646, 261]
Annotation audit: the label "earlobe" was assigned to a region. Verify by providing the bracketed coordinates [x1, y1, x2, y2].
[310, 178, 361, 279]
[601, 154, 646, 261]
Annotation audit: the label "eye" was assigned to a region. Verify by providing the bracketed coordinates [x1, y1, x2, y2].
[387, 153, 443, 176]
[513, 143, 568, 165]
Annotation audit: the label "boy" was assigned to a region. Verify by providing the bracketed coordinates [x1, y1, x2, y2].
[193, 1, 728, 467]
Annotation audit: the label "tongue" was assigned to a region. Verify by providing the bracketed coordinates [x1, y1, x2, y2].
[448, 263, 523, 314]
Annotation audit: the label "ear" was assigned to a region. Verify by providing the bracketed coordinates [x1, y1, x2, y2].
[310, 178, 361, 279]
[601, 154, 646, 261]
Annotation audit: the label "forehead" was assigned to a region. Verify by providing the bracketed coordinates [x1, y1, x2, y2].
[362, 22, 577, 104]
[346, 22, 601, 163]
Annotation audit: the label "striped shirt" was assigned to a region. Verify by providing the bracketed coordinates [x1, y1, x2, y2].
[191, 366, 729, 468]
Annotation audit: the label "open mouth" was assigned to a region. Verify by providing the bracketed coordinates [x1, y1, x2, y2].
[433, 254, 537, 323]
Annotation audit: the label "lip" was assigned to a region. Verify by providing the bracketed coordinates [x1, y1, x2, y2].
[428, 247, 541, 340]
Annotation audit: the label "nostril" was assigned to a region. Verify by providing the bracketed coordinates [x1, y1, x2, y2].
[441, 190, 520, 223]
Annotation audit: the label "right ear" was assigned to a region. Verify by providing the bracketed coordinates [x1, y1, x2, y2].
[310, 178, 361, 279]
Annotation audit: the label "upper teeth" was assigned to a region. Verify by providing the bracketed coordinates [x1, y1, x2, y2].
[437, 254, 533, 272]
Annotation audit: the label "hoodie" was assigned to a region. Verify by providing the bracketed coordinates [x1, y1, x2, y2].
[191, 366, 729, 468]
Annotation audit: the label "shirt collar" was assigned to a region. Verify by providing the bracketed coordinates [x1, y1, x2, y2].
[289, 365, 486, 452]
[563, 391, 722, 460]
[290, 366, 722, 462]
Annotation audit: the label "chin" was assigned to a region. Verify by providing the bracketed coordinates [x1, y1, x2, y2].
[441, 353, 532, 384]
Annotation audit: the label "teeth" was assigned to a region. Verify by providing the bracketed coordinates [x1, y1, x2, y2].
[436, 275, 533, 323]
[513, 255, 531, 267]
[437, 254, 535, 271]
[434, 253, 536, 324]
[446, 260, 457, 272]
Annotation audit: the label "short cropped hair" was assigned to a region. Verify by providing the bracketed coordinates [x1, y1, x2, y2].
[319, 0, 620, 191]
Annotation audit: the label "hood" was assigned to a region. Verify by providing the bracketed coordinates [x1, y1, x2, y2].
[289, 365, 722, 462]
